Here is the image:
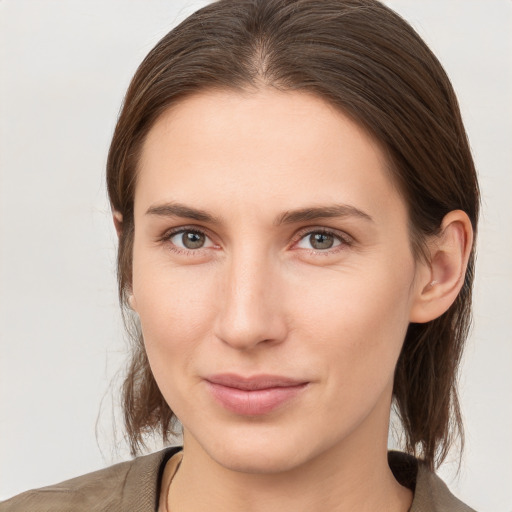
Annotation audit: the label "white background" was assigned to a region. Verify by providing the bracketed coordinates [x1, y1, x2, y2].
[0, 1, 511, 510]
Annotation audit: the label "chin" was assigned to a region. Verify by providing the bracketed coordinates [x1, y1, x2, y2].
[191, 422, 321, 475]
[212, 443, 309, 474]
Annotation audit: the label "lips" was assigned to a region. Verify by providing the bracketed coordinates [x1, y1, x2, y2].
[204, 373, 309, 415]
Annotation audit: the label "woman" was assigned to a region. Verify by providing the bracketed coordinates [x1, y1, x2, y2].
[1, 0, 479, 510]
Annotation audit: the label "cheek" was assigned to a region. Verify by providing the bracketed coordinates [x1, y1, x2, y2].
[290, 257, 415, 381]
[137, 285, 214, 346]
[133, 273, 218, 418]
[304, 282, 411, 442]
[131, 247, 218, 370]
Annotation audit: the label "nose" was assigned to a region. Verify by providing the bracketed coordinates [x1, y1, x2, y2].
[213, 249, 288, 351]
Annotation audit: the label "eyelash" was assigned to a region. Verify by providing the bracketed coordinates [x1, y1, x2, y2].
[159, 226, 218, 257]
[159, 226, 353, 256]
[292, 227, 353, 255]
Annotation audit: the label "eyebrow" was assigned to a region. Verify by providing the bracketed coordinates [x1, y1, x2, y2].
[275, 204, 374, 225]
[146, 202, 373, 225]
[146, 203, 220, 223]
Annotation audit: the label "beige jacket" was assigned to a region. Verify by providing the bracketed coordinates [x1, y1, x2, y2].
[0, 448, 476, 511]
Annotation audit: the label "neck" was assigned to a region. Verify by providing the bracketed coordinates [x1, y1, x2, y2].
[168, 420, 412, 512]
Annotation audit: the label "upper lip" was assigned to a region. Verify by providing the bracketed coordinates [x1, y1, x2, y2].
[205, 373, 308, 391]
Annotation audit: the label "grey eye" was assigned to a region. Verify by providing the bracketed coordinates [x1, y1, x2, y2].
[182, 231, 205, 249]
[309, 232, 335, 249]
[296, 231, 342, 251]
[169, 230, 212, 250]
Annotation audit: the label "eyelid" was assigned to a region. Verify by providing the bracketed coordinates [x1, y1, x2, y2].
[291, 226, 354, 252]
[157, 224, 353, 255]
[159, 225, 219, 252]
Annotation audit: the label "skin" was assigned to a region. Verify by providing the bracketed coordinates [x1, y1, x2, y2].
[126, 88, 472, 512]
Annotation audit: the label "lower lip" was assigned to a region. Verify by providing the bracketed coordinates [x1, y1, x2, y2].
[206, 382, 308, 415]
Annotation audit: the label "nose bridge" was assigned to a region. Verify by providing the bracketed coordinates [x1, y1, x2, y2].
[215, 244, 286, 350]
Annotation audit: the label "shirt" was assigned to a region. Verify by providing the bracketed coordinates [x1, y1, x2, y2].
[0, 447, 477, 511]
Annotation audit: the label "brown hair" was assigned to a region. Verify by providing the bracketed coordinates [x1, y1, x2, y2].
[107, 0, 479, 470]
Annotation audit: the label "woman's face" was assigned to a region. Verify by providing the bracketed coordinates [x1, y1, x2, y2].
[131, 89, 425, 473]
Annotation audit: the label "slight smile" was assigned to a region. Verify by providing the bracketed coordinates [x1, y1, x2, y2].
[204, 374, 310, 415]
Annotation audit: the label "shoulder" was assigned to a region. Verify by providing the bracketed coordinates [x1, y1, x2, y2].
[388, 451, 477, 512]
[414, 465, 477, 512]
[0, 447, 180, 512]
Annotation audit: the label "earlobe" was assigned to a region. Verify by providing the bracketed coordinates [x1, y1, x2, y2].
[409, 210, 473, 323]
[127, 293, 137, 312]
[113, 211, 123, 238]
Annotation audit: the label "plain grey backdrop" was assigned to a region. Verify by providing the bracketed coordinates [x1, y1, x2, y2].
[1, 1, 511, 510]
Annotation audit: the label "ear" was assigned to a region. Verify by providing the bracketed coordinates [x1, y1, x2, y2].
[113, 211, 137, 311]
[409, 210, 474, 323]
[127, 292, 138, 312]
[113, 210, 123, 238]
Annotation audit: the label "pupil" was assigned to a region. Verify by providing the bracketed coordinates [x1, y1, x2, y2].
[183, 231, 205, 249]
[310, 233, 334, 250]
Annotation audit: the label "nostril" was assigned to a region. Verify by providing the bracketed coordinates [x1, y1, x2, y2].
[214, 299, 288, 350]
[213, 257, 288, 349]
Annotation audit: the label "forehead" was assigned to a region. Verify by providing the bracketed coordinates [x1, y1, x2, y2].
[135, 88, 404, 223]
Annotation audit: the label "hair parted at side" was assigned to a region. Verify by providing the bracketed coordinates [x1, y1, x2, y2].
[106, 0, 479, 470]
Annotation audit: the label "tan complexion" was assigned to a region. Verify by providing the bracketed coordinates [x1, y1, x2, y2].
[125, 89, 472, 512]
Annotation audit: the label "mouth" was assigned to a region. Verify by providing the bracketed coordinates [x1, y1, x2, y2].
[204, 373, 309, 415]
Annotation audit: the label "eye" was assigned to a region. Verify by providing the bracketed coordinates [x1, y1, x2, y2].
[295, 230, 344, 251]
[168, 229, 215, 250]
